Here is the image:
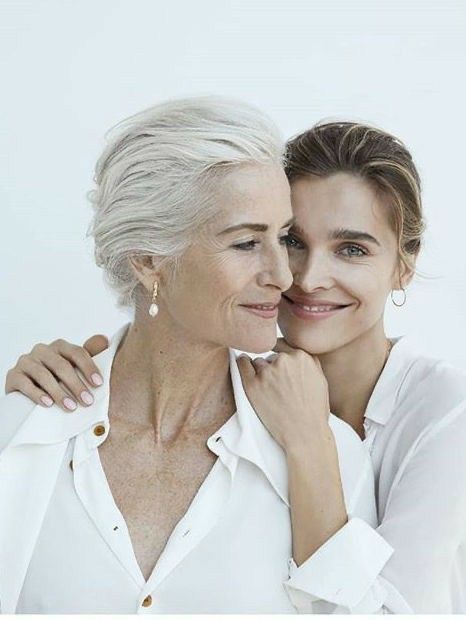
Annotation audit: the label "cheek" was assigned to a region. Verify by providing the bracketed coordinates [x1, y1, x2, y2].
[171, 254, 251, 316]
[343, 268, 393, 322]
[287, 251, 304, 275]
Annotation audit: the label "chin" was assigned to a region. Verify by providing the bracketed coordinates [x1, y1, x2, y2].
[282, 329, 346, 356]
[230, 331, 277, 354]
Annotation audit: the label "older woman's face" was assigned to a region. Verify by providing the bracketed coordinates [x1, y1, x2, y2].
[160, 164, 294, 353]
[279, 172, 405, 355]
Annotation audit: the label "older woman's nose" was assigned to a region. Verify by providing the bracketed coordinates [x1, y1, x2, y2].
[258, 247, 293, 291]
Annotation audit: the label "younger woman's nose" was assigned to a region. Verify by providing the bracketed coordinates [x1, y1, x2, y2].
[292, 253, 335, 292]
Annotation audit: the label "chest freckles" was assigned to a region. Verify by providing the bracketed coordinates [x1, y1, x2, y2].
[99, 419, 218, 581]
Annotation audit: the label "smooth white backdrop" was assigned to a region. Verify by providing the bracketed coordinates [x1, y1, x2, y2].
[1, 0, 465, 382]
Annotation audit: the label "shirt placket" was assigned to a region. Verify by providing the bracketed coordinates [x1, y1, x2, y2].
[363, 418, 379, 455]
[72, 422, 145, 591]
[136, 434, 238, 613]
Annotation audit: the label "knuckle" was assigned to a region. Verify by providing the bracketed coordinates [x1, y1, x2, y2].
[31, 342, 46, 355]
[69, 345, 88, 363]
[35, 366, 51, 384]
[56, 359, 72, 374]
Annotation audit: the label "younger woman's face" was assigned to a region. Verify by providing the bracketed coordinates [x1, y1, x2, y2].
[279, 172, 409, 354]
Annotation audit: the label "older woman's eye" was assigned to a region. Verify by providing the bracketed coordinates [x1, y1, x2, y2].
[233, 240, 259, 251]
[338, 244, 368, 257]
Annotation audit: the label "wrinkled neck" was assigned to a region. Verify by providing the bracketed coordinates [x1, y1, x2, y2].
[109, 311, 234, 443]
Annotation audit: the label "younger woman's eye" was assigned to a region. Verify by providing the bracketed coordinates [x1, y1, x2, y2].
[283, 233, 304, 249]
[338, 244, 368, 258]
[233, 240, 259, 251]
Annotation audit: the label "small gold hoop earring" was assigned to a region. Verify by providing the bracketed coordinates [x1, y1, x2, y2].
[391, 288, 406, 307]
[148, 281, 159, 317]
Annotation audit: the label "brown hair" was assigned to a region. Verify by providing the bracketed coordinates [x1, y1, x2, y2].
[284, 121, 425, 275]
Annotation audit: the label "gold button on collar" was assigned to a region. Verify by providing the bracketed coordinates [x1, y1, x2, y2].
[93, 424, 106, 437]
[142, 595, 152, 607]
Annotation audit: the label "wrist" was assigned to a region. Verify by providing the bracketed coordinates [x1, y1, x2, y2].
[283, 421, 334, 458]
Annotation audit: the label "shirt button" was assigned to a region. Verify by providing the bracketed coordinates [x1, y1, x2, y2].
[69, 460, 74, 471]
[142, 595, 152, 607]
[93, 424, 106, 437]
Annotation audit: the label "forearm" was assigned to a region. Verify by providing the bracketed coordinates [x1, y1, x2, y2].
[286, 426, 348, 566]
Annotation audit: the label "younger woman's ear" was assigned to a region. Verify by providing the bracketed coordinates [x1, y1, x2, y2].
[396, 259, 416, 289]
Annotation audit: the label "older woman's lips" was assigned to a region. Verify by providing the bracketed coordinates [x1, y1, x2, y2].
[240, 303, 279, 319]
[282, 295, 350, 320]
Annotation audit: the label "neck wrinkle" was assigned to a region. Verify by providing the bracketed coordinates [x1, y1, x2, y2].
[108, 313, 234, 443]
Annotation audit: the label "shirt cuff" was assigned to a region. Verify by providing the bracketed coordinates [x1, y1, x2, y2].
[284, 517, 394, 610]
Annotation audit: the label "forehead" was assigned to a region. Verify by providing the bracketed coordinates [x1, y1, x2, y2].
[214, 163, 292, 224]
[290, 172, 394, 239]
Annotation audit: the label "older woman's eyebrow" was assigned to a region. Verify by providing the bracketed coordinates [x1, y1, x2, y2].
[218, 217, 295, 236]
[330, 228, 381, 246]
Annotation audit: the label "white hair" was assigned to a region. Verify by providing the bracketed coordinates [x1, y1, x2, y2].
[87, 95, 285, 309]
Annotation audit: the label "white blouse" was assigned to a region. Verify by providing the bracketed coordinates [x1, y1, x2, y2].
[292, 336, 466, 614]
[0, 324, 378, 614]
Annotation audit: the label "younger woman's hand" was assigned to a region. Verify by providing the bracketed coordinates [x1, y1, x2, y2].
[236, 340, 331, 454]
[5, 335, 108, 412]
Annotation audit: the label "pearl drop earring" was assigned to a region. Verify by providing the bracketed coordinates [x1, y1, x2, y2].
[148, 281, 159, 317]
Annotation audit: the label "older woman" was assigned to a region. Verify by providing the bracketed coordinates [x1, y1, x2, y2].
[10, 116, 466, 613]
[0, 98, 375, 614]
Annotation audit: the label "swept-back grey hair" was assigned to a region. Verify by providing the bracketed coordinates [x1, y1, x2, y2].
[87, 96, 285, 309]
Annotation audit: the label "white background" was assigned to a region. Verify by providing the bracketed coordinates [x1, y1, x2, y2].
[1, 0, 465, 382]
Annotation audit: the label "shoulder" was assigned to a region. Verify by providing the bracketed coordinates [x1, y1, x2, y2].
[0, 392, 38, 453]
[397, 349, 466, 424]
[381, 344, 466, 460]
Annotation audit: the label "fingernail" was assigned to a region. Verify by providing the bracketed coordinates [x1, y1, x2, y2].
[40, 395, 54, 407]
[91, 373, 103, 386]
[63, 398, 77, 411]
[81, 391, 94, 405]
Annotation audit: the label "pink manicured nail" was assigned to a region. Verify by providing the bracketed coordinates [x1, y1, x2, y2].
[40, 395, 54, 407]
[63, 398, 77, 411]
[81, 391, 94, 405]
[91, 373, 103, 386]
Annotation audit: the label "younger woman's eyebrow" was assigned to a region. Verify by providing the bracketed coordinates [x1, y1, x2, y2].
[330, 228, 381, 246]
[218, 217, 295, 236]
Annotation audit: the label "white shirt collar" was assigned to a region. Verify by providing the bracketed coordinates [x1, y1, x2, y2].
[9, 323, 290, 506]
[364, 336, 415, 427]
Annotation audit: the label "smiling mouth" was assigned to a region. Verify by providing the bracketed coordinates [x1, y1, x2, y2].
[282, 295, 351, 319]
[239, 303, 279, 319]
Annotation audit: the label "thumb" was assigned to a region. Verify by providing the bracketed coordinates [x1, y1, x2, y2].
[236, 354, 257, 389]
[273, 337, 301, 354]
[83, 334, 109, 357]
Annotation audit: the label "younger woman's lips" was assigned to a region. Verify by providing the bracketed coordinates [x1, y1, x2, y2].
[281, 295, 350, 320]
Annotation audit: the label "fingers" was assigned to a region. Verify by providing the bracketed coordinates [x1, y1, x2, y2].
[5, 370, 54, 407]
[13, 356, 86, 411]
[4, 337, 107, 413]
[236, 354, 257, 385]
[272, 338, 302, 354]
[51, 340, 104, 387]
[250, 357, 269, 372]
[82, 334, 109, 358]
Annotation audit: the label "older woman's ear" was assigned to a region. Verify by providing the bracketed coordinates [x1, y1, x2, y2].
[127, 256, 161, 292]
